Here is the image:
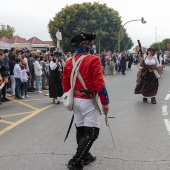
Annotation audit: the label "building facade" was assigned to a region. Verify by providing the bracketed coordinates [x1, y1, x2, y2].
[0, 36, 55, 52]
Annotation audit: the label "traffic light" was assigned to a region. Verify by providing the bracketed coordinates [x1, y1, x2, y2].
[141, 17, 146, 24]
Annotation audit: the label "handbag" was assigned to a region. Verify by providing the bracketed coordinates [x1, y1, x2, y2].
[62, 55, 87, 111]
[153, 69, 160, 79]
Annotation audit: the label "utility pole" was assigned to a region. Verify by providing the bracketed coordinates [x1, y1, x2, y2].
[155, 28, 157, 43]
[56, 30, 62, 51]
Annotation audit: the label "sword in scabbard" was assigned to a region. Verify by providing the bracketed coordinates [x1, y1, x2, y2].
[64, 114, 74, 142]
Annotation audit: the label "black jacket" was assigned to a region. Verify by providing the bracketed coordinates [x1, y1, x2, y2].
[9, 61, 16, 76]
[0, 60, 8, 77]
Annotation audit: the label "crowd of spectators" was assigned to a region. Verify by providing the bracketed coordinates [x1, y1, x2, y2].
[100, 50, 136, 75]
[0, 48, 71, 104]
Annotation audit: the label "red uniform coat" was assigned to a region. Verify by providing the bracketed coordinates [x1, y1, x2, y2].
[62, 53, 109, 105]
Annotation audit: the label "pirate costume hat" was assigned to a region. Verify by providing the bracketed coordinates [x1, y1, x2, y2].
[53, 51, 62, 57]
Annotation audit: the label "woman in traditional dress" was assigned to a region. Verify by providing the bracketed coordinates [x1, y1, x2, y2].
[135, 48, 160, 104]
[49, 52, 65, 104]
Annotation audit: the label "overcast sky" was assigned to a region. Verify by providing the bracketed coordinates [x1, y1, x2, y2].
[0, 0, 169, 49]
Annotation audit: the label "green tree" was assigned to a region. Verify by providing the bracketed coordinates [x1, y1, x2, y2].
[119, 28, 134, 51]
[150, 38, 170, 51]
[161, 39, 170, 51]
[0, 24, 15, 38]
[48, 2, 133, 53]
[150, 42, 160, 49]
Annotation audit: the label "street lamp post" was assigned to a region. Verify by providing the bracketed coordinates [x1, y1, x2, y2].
[98, 37, 101, 55]
[117, 17, 146, 52]
[155, 28, 157, 43]
[56, 30, 62, 51]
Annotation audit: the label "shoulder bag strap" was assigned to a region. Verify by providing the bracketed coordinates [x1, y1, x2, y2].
[77, 71, 87, 89]
[71, 55, 87, 89]
[70, 55, 84, 88]
[72, 59, 85, 89]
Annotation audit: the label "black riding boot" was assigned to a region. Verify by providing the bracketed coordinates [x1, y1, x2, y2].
[68, 127, 99, 170]
[76, 126, 85, 144]
[75, 126, 96, 166]
[83, 152, 96, 165]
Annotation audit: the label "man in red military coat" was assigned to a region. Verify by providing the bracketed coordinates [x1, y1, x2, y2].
[63, 32, 109, 170]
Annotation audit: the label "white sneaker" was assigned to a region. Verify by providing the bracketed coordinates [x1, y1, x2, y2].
[25, 95, 29, 98]
[21, 95, 25, 99]
[6, 94, 12, 97]
[36, 91, 42, 93]
[44, 93, 49, 96]
[55, 100, 60, 104]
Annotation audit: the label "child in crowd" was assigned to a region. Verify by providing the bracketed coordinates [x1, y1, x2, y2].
[34, 55, 42, 93]
[13, 58, 23, 99]
[20, 65, 29, 98]
[110, 58, 114, 75]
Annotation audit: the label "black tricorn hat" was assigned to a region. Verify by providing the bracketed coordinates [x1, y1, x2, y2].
[54, 51, 62, 57]
[71, 32, 96, 45]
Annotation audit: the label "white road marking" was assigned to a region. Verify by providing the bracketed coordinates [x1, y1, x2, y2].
[162, 105, 168, 115]
[164, 119, 170, 135]
[165, 94, 170, 100]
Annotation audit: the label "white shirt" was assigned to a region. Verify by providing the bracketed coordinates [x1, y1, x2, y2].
[13, 64, 23, 81]
[50, 60, 65, 71]
[22, 69, 28, 82]
[164, 55, 167, 62]
[145, 56, 159, 67]
[23, 57, 30, 72]
[34, 60, 42, 76]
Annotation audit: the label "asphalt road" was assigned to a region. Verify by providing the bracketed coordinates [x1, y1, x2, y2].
[1, 64, 170, 170]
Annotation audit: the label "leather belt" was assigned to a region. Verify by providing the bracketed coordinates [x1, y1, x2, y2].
[73, 90, 96, 99]
[74, 90, 96, 96]
[74, 90, 86, 95]
[73, 90, 90, 99]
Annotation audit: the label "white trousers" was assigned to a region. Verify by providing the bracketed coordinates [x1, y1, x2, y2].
[73, 98, 100, 128]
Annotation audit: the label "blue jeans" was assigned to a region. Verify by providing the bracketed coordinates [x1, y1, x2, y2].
[15, 78, 21, 98]
[35, 76, 41, 91]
